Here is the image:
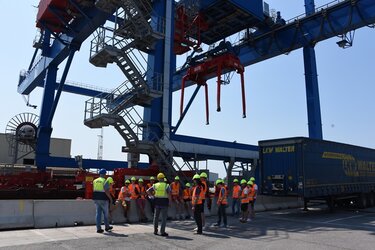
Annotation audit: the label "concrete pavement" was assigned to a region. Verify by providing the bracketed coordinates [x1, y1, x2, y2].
[1, 207, 374, 250]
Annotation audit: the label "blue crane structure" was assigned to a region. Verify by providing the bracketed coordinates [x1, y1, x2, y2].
[18, 0, 375, 180]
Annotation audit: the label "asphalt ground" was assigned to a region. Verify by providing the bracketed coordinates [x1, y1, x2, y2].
[1, 206, 374, 250]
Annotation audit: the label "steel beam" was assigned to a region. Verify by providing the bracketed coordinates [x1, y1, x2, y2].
[173, 0, 375, 90]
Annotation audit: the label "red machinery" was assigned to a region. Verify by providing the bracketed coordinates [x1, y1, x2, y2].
[174, 5, 208, 54]
[36, 0, 80, 33]
[180, 53, 246, 124]
[0, 165, 196, 200]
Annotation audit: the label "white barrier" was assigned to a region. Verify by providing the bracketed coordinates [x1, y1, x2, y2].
[0, 195, 302, 230]
[0, 200, 34, 229]
[33, 200, 95, 228]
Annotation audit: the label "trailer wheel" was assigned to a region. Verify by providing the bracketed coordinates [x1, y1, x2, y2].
[358, 194, 368, 209]
[368, 193, 375, 207]
[327, 196, 335, 212]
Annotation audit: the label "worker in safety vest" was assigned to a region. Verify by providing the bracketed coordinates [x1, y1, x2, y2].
[214, 179, 228, 228]
[137, 178, 148, 222]
[199, 172, 208, 230]
[170, 176, 183, 220]
[146, 172, 171, 236]
[118, 179, 131, 223]
[146, 176, 156, 215]
[182, 183, 192, 219]
[106, 177, 117, 224]
[231, 178, 241, 216]
[92, 169, 113, 233]
[247, 180, 256, 221]
[239, 179, 250, 223]
[249, 177, 258, 204]
[192, 174, 204, 234]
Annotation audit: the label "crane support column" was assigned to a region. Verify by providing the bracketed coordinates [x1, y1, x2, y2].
[35, 65, 58, 170]
[303, 0, 323, 139]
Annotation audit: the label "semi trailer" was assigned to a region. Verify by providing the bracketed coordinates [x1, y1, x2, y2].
[259, 137, 375, 210]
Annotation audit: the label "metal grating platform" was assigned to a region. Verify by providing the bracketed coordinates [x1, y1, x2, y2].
[195, 0, 264, 44]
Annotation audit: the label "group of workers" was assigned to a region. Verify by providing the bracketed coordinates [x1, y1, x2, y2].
[92, 169, 257, 235]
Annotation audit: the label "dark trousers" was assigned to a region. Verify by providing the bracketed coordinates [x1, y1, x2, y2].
[147, 197, 155, 214]
[194, 204, 203, 233]
[217, 204, 227, 226]
[154, 206, 168, 234]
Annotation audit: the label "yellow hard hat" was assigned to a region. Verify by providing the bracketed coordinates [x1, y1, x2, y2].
[131, 177, 136, 181]
[138, 178, 143, 182]
[185, 183, 191, 187]
[247, 180, 254, 186]
[215, 179, 223, 185]
[200, 172, 208, 178]
[125, 179, 130, 184]
[193, 174, 200, 180]
[150, 176, 155, 180]
[240, 179, 247, 185]
[250, 177, 255, 182]
[175, 176, 180, 180]
[157, 173, 165, 179]
[233, 178, 239, 183]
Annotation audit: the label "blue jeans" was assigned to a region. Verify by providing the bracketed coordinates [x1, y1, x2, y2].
[232, 198, 240, 215]
[94, 200, 109, 231]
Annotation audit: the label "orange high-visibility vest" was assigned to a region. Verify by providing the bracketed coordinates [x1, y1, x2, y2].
[139, 185, 146, 199]
[232, 185, 241, 199]
[170, 182, 180, 196]
[201, 180, 207, 198]
[192, 185, 203, 205]
[118, 185, 130, 201]
[248, 185, 256, 202]
[217, 186, 228, 205]
[241, 187, 250, 204]
[128, 183, 140, 199]
[183, 188, 191, 200]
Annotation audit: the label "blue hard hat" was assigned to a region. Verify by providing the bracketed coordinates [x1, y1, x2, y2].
[99, 168, 107, 175]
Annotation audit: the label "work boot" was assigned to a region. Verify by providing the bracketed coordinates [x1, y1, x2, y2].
[97, 229, 104, 233]
[105, 226, 113, 232]
[161, 232, 169, 237]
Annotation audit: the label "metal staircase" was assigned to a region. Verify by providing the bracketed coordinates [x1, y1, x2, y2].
[85, 1, 194, 183]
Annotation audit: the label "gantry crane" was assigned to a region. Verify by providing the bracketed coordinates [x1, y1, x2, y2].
[17, 0, 375, 181]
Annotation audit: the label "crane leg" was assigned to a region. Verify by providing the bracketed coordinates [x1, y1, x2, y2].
[205, 83, 209, 125]
[240, 71, 246, 118]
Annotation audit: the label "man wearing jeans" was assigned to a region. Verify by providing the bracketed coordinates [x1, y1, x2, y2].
[231, 179, 241, 216]
[147, 172, 171, 237]
[92, 169, 113, 233]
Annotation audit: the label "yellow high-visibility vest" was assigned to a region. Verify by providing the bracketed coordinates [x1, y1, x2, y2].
[154, 182, 168, 198]
[93, 177, 106, 192]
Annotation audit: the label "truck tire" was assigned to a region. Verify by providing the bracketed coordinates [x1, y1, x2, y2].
[368, 193, 375, 207]
[358, 194, 368, 209]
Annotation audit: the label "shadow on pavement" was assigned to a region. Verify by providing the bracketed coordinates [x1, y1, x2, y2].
[166, 235, 193, 241]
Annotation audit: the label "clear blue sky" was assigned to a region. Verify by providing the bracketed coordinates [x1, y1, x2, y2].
[1, 1, 374, 177]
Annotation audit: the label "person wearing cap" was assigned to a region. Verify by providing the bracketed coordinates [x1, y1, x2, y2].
[136, 178, 148, 222]
[239, 179, 250, 223]
[192, 174, 204, 234]
[147, 172, 171, 236]
[182, 183, 192, 219]
[170, 176, 183, 220]
[146, 177, 156, 216]
[231, 178, 241, 216]
[199, 172, 208, 229]
[92, 169, 113, 233]
[214, 179, 228, 228]
[118, 179, 131, 223]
